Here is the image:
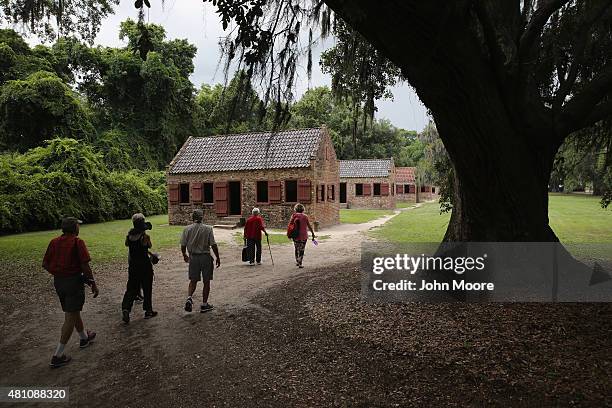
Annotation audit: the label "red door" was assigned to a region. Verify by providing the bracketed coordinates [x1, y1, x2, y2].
[214, 182, 228, 216]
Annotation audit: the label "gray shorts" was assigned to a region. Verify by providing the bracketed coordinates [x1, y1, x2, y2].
[188, 253, 214, 282]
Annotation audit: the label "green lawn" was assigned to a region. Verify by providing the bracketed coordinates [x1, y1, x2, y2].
[372, 194, 611, 243]
[340, 209, 393, 224]
[0, 215, 186, 263]
[396, 202, 415, 209]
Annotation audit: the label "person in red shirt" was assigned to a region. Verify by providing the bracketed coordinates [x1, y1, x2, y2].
[243, 208, 268, 265]
[43, 217, 98, 368]
[289, 203, 316, 268]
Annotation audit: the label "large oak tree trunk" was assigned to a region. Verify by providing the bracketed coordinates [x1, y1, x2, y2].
[326, 0, 565, 241]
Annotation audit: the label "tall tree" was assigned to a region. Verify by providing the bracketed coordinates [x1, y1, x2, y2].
[199, 0, 612, 241]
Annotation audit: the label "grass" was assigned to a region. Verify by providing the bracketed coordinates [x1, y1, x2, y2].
[233, 232, 330, 246]
[372, 194, 611, 243]
[1, 194, 608, 266]
[0, 215, 187, 263]
[340, 209, 393, 224]
[370, 202, 450, 242]
[548, 194, 611, 243]
[396, 202, 415, 209]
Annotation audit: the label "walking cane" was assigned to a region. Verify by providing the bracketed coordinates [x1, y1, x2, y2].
[266, 234, 274, 266]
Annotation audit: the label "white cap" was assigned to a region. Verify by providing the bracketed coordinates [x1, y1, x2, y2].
[252, 207, 260, 215]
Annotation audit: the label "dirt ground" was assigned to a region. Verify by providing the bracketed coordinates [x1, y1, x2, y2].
[1, 208, 611, 407]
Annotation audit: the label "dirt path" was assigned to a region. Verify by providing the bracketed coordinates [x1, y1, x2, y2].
[1, 203, 610, 407]
[0, 208, 415, 407]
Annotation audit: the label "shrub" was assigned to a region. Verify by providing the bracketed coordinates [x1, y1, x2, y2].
[0, 138, 167, 234]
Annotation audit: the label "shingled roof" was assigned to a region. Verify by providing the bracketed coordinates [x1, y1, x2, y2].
[396, 167, 416, 183]
[339, 159, 393, 178]
[168, 128, 323, 174]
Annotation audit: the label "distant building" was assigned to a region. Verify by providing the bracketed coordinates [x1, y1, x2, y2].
[339, 159, 396, 209]
[395, 166, 438, 202]
[166, 127, 339, 229]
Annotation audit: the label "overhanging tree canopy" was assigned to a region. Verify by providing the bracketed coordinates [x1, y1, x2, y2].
[198, 0, 611, 241]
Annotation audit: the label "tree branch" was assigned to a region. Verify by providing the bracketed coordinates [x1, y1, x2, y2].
[553, 2, 612, 110]
[559, 66, 612, 135]
[474, 0, 520, 78]
[519, 0, 569, 62]
[581, 98, 612, 131]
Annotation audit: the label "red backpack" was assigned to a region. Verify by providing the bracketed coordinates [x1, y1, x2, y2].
[287, 217, 299, 239]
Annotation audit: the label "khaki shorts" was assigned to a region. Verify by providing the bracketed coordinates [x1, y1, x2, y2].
[188, 253, 214, 282]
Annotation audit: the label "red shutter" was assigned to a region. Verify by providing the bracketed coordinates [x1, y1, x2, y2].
[214, 182, 228, 216]
[269, 181, 282, 203]
[381, 183, 389, 196]
[169, 184, 179, 205]
[409, 185, 416, 194]
[363, 183, 372, 196]
[298, 179, 312, 203]
[192, 182, 203, 204]
[397, 184, 404, 194]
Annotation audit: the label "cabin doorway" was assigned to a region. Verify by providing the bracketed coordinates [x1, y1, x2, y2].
[339, 182, 347, 204]
[228, 181, 242, 215]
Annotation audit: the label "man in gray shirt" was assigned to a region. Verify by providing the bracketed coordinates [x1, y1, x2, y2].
[181, 209, 220, 313]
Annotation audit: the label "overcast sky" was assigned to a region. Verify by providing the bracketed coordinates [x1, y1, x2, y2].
[78, 1, 429, 132]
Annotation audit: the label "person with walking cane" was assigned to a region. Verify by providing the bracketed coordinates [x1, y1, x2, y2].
[243, 207, 268, 265]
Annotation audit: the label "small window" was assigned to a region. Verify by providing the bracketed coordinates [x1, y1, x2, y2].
[373, 183, 381, 196]
[405, 184, 411, 193]
[421, 185, 426, 193]
[179, 183, 190, 204]
[356, 183, 363, 196]
[285, 180, 298, 202]
[330, 185, 335, 201]
[203, 183, 214, 203]
[319, 184, 326, 202]
[257, 181, 269, 203]
[432, 187, 436, 193]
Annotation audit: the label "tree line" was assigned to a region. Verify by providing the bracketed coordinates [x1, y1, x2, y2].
[0, 21, 432, 233]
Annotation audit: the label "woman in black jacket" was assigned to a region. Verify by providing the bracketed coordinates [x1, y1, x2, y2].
[121, 213, 157, 323]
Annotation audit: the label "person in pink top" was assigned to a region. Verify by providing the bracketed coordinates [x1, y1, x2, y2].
[289, 203, 316, 268]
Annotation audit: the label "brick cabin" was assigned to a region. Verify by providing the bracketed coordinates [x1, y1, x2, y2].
[166, 127, 339, 230]
[395, 166, 439, 202]
[338, 159, 396, 209]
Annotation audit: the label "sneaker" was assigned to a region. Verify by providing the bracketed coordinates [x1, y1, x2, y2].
[249, 261, 255, 266]
[50, 354, 71, 368]
[298, 264, 304, 269]
[257, 262, 262, 265]
[122, 309, 130, 324]
[79, 330, 96, 348]
[184, 298, 193, 312]
[144, 311, 158, 319]
[200, 304, 214, 313]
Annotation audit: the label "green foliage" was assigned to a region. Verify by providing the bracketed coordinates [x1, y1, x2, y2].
[0, 139, 166, 234]
[74, 20, 198, 165]
[551, 126, 611, 208]
[287, 86, 420, 164]
[193, 70, 264, 135]
[417, 122, 454, 213]
[0, 71, 94, 150]
[0, 0, 119, 44]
